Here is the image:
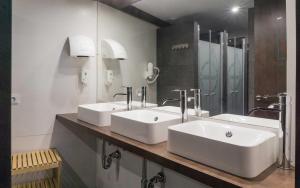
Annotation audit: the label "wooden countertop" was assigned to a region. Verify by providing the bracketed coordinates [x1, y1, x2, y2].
[56, 113, 295, 188]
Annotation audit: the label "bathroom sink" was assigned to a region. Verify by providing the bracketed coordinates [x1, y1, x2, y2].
[211, 114, 283, 160]
[111, 101, 158, 108]
[111, 109, 181, 144]
[168, 120, 277, 178]
[152, 106, 210, 117]
[78, 103, 127, 126]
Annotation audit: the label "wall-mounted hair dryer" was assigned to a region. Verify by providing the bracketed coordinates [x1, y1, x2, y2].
[144, 62, 160, 84]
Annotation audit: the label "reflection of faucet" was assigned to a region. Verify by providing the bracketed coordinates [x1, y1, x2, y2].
[162, 89, 187, 123]
[248, 106, 280, 115]
[188, 89, 201, 116]
[113, 87, 133, 110]
[141, 86, 147, 108]
[249, 93, 291, 169]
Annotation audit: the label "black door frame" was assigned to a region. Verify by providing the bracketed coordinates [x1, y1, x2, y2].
[0, 0, 11, 187]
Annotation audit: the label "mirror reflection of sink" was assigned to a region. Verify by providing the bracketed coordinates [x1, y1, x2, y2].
[78, 103, 127, 126]
[111, 109, 181, 144]
[211, 114, 281, 129]
[111, 101, 158, 108]
[168, 120, 277, 178]
[152, 106, 210, 117]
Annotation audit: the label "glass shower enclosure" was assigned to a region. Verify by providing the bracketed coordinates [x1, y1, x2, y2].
[198, 29, 248, 116]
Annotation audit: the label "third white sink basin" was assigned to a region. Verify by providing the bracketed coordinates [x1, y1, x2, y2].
[111, 109, 181, 144]
[211, 113, 283, 161]
[168, 120, 277, 178]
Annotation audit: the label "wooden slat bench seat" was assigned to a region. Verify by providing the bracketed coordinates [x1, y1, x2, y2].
[12, 149, 62, 188]
[12, 178, 57, 188]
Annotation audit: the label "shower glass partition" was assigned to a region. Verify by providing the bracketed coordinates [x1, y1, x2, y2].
[198, 30, 248, 116]
[227, 37, 248, 115]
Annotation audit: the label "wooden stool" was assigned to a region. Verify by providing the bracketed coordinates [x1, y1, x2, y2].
[11, 149, 62, 188]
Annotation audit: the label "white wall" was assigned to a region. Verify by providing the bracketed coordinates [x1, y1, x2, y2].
[286, 0, 296, 164]
[12, 0, 98, 152]
[97, 3, 157, 103]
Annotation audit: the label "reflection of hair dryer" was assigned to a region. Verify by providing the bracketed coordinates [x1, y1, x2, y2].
[144, 62, 160, 84]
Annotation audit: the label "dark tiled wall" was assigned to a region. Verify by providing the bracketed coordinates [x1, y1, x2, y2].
[157, 22, 198, 106]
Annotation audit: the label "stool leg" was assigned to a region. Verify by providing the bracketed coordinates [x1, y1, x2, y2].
[54, 165, 61, 188]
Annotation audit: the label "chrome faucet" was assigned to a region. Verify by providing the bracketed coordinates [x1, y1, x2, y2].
[141, 86, 147, 108]
[249, 93, 291, 169]
[188, 89, 201, 116]
[162, 89, 188, 123]
[113, 87, 133, 110]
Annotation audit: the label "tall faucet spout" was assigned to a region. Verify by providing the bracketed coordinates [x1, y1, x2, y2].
[113, 93, 126, 98]
[162, 89, 188, 123]
[251, 93, 291, 170]
[113, 87, 133, 111]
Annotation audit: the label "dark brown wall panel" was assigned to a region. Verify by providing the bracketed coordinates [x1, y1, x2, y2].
[253, 0, 287, 108]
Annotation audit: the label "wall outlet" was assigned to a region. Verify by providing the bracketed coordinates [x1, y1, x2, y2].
[81, 69, 89, 85]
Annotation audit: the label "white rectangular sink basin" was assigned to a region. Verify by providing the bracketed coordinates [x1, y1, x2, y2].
[211, 114, 283, 161]
[168, 120, 277, 178]
[152, 106, 210, 117]
[111, 110, 181, 144]
[78, 103, 127, 126]
[111, 101, 158, 109]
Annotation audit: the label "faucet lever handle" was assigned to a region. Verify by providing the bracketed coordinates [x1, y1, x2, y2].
[190, 89, 201, 96]
[190, 88, 200, 92]
[172, 89, 183, 92]
[256, 94, 278, 101]
[172, 89, 187, 95]
[187, 97, 194, 102]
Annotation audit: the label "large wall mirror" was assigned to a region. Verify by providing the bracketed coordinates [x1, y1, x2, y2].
[97, 0, 287, 117]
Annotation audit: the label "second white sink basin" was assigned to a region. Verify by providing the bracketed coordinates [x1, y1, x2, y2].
[152, 106, 210, 117]
[111, 110, 181, 144]
[168, 120, 277, 178]
[78, 103, 127, 126]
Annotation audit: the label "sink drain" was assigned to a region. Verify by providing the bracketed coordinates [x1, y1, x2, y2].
[154, 117, 159, 121]
[225, 131, 233, 138]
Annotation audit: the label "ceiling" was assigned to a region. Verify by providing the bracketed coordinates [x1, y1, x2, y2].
[132, 0, 254, 35]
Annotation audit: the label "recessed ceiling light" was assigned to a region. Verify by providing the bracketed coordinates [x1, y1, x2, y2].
[231, 6, 240, 13]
